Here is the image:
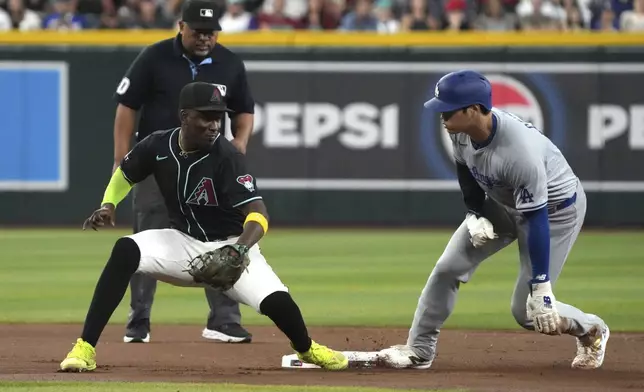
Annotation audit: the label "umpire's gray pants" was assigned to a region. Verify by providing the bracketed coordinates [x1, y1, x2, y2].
[407, 181, 605, 360]
[127, 175, 242, 329]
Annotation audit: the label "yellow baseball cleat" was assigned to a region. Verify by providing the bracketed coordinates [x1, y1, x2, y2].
[296, 340, 349, 370]
[60, 338, 97, 372]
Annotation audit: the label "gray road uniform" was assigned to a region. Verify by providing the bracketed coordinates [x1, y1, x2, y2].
[408, 108, 606, 362]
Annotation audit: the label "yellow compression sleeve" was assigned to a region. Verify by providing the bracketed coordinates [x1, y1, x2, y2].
[101, 167, 134, 207]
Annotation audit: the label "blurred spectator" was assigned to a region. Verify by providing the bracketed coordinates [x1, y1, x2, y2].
[599, 5, 617, 27]
[261, 0, 308, 20]
[562, 0, 591, 27]
[516, 0, 565, 29]
[339, 0, 378, 30]
[0, 8, 10, 28]
[304, 0, 343, 29]
[590, 0, 632, 29]
[42, 0, 88, 29]
[114, 0, 176, 28]
[220, 0, 257, 32]
[400, 0, 440, 30]
[474, 0, 519, 29]
[565, 3, 586, 28]
[0, 0, 41, 29]
[620, 0, 644, 29]
[444, 0, 471, 29]
[258, 0, 302, 29]
[161, 0, 184, 23]
[135, 0, 176, 28]
[24, 0, 47, 13]
[611, 0, 634, 24]
[374, 0, 400, 32]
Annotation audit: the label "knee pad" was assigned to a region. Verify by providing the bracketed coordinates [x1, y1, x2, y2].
[109, 237, 141, 273]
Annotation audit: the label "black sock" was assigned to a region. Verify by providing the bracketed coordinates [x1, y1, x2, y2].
[259, 291, 312, 353]
[81, 237, 140, 347]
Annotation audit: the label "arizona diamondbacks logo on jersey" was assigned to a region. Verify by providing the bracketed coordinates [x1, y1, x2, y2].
[187, 177, 219, 206]
[236, 174, 255, 192]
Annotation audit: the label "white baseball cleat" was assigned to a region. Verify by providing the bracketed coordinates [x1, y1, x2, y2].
[377, 345, 433, 369]
[571, 323, 610, 369]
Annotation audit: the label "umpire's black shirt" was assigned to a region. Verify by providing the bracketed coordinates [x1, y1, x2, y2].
[120, 128, 262, 242]
[114, 33, 254, 142]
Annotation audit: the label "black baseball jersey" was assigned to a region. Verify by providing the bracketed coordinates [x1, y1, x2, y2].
[114, 33, 254, 142]
[120, 128, 261, 241]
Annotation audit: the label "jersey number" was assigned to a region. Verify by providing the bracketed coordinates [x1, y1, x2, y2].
[116, 77, 130, 95]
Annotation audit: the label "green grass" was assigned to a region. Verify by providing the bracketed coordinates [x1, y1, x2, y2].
[0, 382, 463, 392]
[0, 228, 642, 331]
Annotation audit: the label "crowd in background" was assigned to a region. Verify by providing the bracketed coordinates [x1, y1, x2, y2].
[0, 0, 643, 32]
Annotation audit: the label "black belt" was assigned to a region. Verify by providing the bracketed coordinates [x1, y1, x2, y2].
[548, 193, 577, 214]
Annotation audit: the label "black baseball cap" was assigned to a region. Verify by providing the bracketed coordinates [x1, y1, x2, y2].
[181, 0, 222, 31]
[179, 82, 232, 112]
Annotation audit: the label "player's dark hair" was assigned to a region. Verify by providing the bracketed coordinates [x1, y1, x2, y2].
[478, 105, 491, 115]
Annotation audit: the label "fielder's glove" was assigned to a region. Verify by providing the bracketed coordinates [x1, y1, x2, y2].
[465, 214, 498, 248]
[526, 280, 562, 335]
[185, 244, 251, 291]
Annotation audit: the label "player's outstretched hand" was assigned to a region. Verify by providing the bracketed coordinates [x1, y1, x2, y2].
[82, 204, 116, 231]
[465, 214, 498, 248]
[527, 280, 562, 335]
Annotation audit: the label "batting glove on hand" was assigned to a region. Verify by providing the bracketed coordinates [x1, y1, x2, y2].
[526, 280, 561, 335]
[465, 214, 498, 248]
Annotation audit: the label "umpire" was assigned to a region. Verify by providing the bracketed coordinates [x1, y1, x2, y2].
[112, 0, 254, 344]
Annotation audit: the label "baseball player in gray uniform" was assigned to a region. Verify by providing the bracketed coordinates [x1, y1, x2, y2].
[378, 70, 610, 370]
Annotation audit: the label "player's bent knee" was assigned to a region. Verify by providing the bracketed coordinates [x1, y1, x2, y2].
[431, 257, 470, 281]
[510, 301, 533, 331]
[109, 237, 141, 274]
[250, 286, 289, 314]
[258, 290, 292, 315]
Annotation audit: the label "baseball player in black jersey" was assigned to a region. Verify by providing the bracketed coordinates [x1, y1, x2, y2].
[59, 82, 348, 372]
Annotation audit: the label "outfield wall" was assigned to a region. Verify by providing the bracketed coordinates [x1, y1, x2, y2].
[1, 31, 643, 227]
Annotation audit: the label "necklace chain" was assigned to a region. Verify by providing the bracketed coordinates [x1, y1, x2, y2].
[178, 131, 198, 158]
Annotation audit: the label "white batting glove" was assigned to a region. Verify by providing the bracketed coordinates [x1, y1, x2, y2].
[465, 214, 497, 248]
[526, 281, 561, 335]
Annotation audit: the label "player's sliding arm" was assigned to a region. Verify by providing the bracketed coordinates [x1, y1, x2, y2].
[236, 200, 269, 249]
[509, 159, 560, 335]
[457, 162, 497, 247]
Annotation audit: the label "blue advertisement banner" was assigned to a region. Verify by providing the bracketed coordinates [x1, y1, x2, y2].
[0, 61, 68, 191]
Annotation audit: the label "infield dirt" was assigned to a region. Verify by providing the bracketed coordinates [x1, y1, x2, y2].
[0, 325, 642, 392]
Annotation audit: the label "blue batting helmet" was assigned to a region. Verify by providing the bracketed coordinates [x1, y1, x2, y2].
[423, 70, 492, 113]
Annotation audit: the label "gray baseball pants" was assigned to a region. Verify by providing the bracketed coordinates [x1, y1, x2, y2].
[407, 181, 605, 360]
